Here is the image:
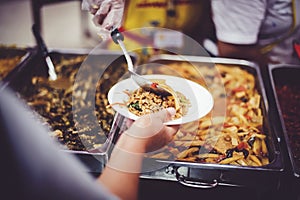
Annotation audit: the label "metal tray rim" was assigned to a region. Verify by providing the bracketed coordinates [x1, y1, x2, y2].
[0, 47, 36, 91]
[155, 158, 284, 172]
[149, 54, 270, 112]
[149, 54, 259, 70]
[46, 47, 139, 58]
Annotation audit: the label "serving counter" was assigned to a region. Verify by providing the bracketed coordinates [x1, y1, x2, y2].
[1, 46, 299, 199]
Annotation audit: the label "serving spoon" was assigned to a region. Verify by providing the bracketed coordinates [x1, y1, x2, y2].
[110, 29, 172, 97]
[32, 24, 71, 90]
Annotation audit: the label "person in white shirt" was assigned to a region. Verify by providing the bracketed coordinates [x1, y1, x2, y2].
[211, 0, 300, 66]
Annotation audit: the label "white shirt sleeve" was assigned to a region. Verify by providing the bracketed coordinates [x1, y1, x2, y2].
[211, 0, 267, 45]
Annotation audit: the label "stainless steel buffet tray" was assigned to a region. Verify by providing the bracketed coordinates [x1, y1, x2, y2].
[268, 64, 300, 178]
[0, 46, 34, 89]
[4, 47, 136, 173]
[109, 55, 284, 189]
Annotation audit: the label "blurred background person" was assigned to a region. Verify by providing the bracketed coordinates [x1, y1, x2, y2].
[82, 0, 214, 57]
[211, 0, 300, 67]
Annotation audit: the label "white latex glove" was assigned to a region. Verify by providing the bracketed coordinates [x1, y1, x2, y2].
[82, 0, 124, 40]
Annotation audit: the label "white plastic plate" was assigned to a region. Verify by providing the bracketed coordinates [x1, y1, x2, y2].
[107, 75, 213, 125]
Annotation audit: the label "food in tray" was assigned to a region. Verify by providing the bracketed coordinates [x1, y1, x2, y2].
[0, 54, 24, 80]
[126, 79, 190, 120]
[275, 78, 300, 168]
[145, 62, 269, 167]
[18, 55, 126, 151]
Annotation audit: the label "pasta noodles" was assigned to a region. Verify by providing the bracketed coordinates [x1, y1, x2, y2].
[144, 63, 270, 167]
[126, 79, 190, 119]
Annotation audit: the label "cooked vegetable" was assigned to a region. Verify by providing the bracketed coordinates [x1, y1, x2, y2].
[128, 101, 142, 111]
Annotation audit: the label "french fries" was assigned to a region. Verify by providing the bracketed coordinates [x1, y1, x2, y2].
[219, 155, 244, 164]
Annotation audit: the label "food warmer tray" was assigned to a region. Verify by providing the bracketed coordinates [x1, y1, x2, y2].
[0, 46, 35, 90]
[268, 64, 300, 178]
[5, 47, 136, 174]
[109, 55, 284, 190]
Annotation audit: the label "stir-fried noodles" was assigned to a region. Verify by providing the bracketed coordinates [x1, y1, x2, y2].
[126, 80, 190, 119]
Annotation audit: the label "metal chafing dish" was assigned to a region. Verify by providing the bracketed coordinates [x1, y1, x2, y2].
[109, 55, 284, 190]
[5, 47, 136, 173]
[268, 64, 300, 178]
[0, 46, 34, 88]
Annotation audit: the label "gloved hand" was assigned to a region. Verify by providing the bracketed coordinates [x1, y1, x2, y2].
[82, 0, 125, 40]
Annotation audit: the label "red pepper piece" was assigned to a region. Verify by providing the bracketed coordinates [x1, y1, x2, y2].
[237, 142, 249, 151]
[223, 123, 233, 128]
[293, 41, 300, 59]
[151, 82, 159, 88]
[232, 86, 246, 93]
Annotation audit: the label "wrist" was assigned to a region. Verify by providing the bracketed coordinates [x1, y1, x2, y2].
[116, 132, 147, 154]
[107, 133, 146, 173]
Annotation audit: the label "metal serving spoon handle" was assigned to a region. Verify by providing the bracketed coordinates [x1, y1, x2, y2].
[110, 29, 171, 96]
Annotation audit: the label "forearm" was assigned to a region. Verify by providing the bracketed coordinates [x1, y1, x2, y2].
[217, 41, 268, 66]
[98, 133, 146, 200]
[97, 108, 177, 200]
